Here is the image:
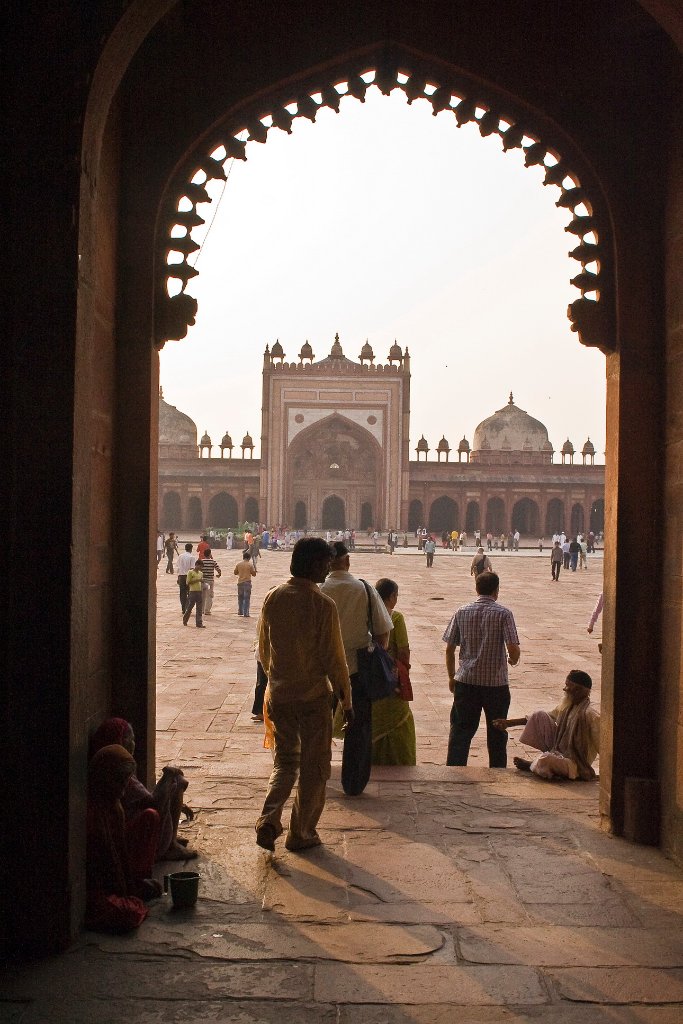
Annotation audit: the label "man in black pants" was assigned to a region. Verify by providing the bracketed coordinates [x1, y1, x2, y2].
[321, 542, 393, 795]
[442, 571, 521, 767]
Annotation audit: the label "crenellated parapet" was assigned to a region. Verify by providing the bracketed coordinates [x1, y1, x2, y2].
[261, 333, 411, 375]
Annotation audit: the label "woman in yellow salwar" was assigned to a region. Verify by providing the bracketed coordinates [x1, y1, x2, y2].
[371, 578, 416, 765]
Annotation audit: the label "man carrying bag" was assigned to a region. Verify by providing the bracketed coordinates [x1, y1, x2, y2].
[321, 542, 393, 795]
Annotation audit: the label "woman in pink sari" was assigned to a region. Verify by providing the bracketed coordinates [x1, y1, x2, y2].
[86, 744, 161, 932]
[90, 718, 196, 860]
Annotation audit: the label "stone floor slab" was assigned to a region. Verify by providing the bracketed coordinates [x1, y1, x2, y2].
[459, 926, 683, 967]
[338, 1006, 683, 1024]
[314, 963, 547, 1004]
[549, 968, 683, 1004]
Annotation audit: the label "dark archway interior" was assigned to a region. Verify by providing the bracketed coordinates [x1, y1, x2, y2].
[486, 497, 506, 534]
[429, 496, 458, 533]
[208, 492, 238, 528]
[322, 495, 345, 530]
[512, 498, 540, 536]
[408, 500, 424, 532]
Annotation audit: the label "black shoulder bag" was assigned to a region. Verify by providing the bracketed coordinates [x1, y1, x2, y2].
[355, 580, 399, 701]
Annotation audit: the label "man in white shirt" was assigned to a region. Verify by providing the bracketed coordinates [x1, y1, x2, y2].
[320, 542, 393, 795]
[176, 542, 195, 614]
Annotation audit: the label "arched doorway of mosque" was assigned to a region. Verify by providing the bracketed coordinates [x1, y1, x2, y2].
[571, 503, 585, 537]
[512, 498, 540, 537]
[465, 501, 480, 533]
[286, 414, 382, 530]
[162, 491, 181, 530]
[486, 497, 506, 535]
[208, 492, 238, 528]
[429, 496, 458, 533]
[408, 500, 423, 532]
[245, 497, 259, 523]
[590, 499, 605, 534]
[545, 498, 564, 536]
[294, 501, 307, 530]
[322, 495, 345, 530]
[187, 496, 203, 530]
[360, 502, 373, 530]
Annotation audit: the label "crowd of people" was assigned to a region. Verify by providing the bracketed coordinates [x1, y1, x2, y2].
[87, 529, 602, 930]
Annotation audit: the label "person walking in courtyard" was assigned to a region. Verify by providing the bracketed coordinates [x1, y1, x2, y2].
[321, 541, 392, 796]
[234, 549, 257, 617]
[182, 560, 205, 627]
[199, 547, 221, 615]
[255, 537, 353, 853]
[443, 571, 520, 767]
[424, 535, 436, 568]
[164, 532, 179, 574]
[176, 542, 195, 613]
[251, 532, 262, 568]
[550, 540, 563, 581]
[470, 546, 492, 578]
[156, 531, 164, 566]
[371, 578, 416, 766]
[493, 669, 599, 780]
[569, 536, 581, 571]
[562, 537, 571, 569]
[486, 531, 493, 551]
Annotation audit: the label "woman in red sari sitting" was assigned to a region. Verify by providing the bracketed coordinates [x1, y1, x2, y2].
[86, 744, 161, 932]
[90, 718, 196, 861]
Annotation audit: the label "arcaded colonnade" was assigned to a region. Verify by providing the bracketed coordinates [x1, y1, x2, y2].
[5, 1, 682, 953]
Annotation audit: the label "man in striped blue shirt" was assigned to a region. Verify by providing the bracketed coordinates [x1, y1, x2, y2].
[442, 572, 520, 767]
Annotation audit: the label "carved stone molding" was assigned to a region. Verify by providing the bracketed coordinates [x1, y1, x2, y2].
[155, 44, 615, 353]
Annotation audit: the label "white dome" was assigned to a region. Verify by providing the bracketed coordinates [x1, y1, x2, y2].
[472, 393, 551, 453]
[159, 395, 197, 446]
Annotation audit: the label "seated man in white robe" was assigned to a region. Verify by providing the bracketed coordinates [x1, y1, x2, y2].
[492, 669, 599, 780]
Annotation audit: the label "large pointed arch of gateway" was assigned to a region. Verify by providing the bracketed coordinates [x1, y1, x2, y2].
[155, 45, 615, 358]
[286, 413, 383, 531]
[97, 6, 668, 858]
[7, 0, 677, 955]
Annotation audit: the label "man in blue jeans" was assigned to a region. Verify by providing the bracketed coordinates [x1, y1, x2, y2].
[234, 549, 256, 616]
[442, 571, 521, 767]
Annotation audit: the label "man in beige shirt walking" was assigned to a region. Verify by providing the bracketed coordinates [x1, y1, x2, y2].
[255, 538, 353, 853]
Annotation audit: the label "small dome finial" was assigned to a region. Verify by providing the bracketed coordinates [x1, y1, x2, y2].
[159, 385, 164, 400]
[509, 391, 514, 405]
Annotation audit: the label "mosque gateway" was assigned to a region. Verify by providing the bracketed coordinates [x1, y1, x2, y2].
[159, 335, 604, 537]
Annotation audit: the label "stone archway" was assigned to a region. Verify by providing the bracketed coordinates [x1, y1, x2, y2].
[161, 490, 181, 530]
[545, 498, 564, 536]
[486, 497, 506, 535]
[429, 495, 458, 533]
[15, 0, 671, 957]
[512, 498, 540, 536]
[590, 498, 605, 533]
[156, 48, 616, 357]
[322, 494, 345, 530]
[408, 499, 424, 532]
[465, 501, 480, 533]
[287, 413, 382, 530]
[208, 492, 238, 528]
[187, 495, 203, 530]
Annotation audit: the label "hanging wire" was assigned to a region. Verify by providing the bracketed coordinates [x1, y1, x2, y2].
[189, 158, 235, 267]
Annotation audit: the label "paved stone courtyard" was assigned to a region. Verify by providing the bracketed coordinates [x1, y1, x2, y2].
[4, 547, 683, 1022]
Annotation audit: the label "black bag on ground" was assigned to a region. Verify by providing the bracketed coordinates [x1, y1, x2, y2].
[355, 580, 399, 701]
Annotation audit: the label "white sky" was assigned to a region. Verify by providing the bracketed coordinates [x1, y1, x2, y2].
[160, 87, 606, 460]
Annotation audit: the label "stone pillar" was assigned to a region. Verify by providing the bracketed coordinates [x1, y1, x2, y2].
[600, 195, 665, 840]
